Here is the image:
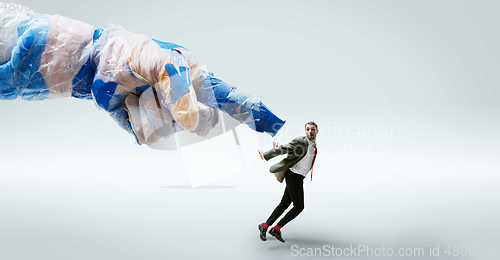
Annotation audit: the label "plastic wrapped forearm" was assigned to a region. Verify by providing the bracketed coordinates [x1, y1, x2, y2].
[0, 4, 285, 144]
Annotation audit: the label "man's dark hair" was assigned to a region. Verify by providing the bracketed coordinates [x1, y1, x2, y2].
[305, 121, 318, 129]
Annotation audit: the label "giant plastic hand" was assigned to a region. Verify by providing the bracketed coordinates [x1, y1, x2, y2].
[0, 4, 285, 144]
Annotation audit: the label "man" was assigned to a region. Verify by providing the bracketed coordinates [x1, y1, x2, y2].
[257, 121, 319, 243]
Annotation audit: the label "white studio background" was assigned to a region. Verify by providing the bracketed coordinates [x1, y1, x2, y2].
[0, 0, 499, 259]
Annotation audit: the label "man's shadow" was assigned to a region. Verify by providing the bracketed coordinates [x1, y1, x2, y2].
[264, 234, 441, 260]
[266, 236, 350, 251]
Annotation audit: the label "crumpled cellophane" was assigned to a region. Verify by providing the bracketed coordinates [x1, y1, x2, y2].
[0, 3, 286, 145]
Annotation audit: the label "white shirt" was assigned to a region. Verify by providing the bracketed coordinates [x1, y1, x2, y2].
[289, 138, 316, 177]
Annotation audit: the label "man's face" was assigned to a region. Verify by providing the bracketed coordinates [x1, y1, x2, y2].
[305, 124, 319, 141]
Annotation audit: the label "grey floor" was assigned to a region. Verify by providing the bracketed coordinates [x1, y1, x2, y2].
[1, 158, 499, 260]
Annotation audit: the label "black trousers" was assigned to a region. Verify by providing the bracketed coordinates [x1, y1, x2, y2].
[266, 169, 305, 228]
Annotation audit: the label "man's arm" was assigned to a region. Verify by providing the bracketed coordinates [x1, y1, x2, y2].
[262, 138, 301, 161]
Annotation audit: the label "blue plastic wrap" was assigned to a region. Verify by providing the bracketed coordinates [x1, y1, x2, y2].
[0, 4, 285, 144]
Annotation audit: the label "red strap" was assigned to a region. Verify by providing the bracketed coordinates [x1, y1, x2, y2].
[311, 144, 317, 181]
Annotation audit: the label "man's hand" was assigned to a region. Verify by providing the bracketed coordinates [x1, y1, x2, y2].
[257, 141, 280, 160]
[257, 150, 264, 160]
